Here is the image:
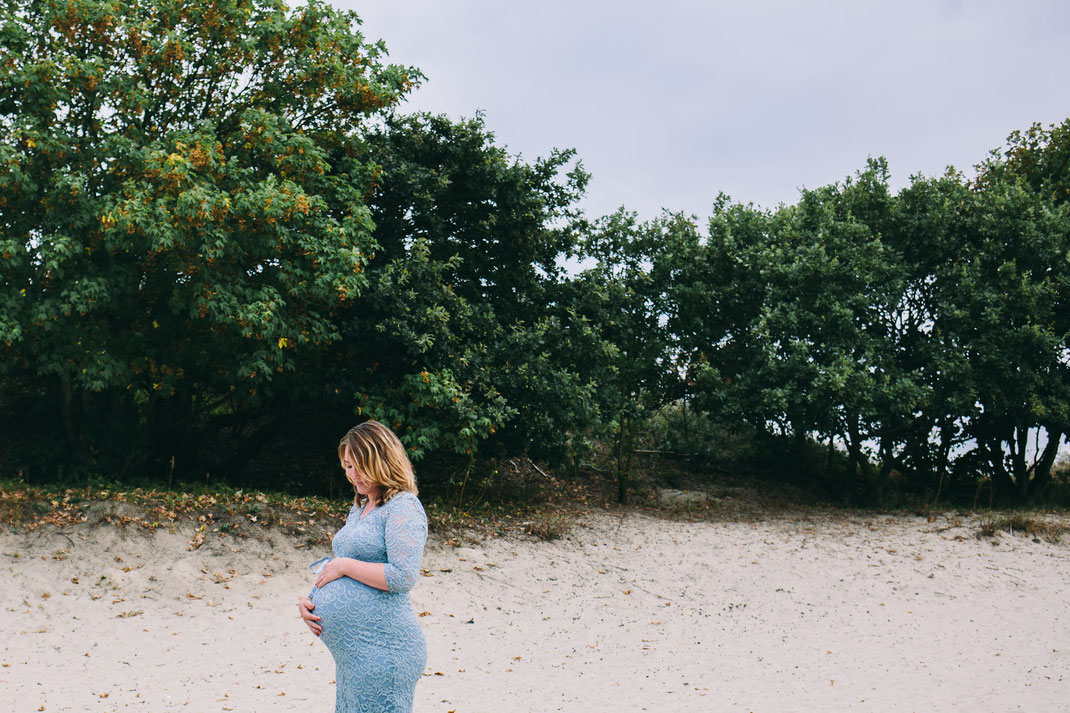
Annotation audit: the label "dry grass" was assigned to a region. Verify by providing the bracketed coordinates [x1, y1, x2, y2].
[524, 510, 572, 541]
[976, 514, 1068, 543]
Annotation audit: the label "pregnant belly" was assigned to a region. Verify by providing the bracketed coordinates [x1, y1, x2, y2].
[310, 577, 381, 632]
[310, 578, 421, 653]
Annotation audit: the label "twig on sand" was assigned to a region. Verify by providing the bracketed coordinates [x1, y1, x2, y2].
[461, 569, 537, 597]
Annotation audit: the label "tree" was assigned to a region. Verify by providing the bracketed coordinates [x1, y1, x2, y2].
[931, 174, 1070, 500]
[674, 163, 932, 502]
[575, 209, 696, 502]
[320, 113, 602, 475]
[0, 0, 416, 478]
[673, 153, 1070, 503]
[979, 118, 1070, 206]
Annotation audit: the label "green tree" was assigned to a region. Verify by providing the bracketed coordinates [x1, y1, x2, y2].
[674, 154, 1070, 503]
[322, 113, 601, 475]
[575, 209, 696, 502]
[979, 118, 1070, 205]
[931, 174, 1070, 500]
[0, 0, 415, 478]
[674, 163, 931, 502]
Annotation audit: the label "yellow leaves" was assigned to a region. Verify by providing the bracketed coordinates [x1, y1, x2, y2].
[277, 337, 288, 349]
[25, 138, 35, 148]
[189, 143, 209, 169]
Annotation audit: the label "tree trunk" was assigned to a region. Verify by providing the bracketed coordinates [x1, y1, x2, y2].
[932, 418, 954, 505]
[845, 413, 874, 501]
[58, 375, 79, 452]
[1024, 427, 1064, 501]
[985, 435, 1015, 499]
[616, 413, 630, 505]
[1013, 426, 1030, 501]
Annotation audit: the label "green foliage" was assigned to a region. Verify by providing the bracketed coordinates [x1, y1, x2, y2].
[0, 0, 415, 477]
[978, 118, 1070, 206]
[670, 152, 1070, 503]
[315, 112, 600, 475]
[573, 210, 698, 501]
[3, 0, 1068, 509]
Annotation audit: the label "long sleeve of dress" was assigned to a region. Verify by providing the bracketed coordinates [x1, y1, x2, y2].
[382, 494, 428, 593]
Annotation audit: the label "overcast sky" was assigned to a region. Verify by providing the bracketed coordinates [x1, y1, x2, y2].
[335, 0, 1070, 221]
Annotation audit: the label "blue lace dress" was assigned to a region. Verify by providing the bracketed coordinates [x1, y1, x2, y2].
[309, 492, 428, 713]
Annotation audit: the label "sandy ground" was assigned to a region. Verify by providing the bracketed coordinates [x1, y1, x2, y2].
[1, 500, 1068, 713]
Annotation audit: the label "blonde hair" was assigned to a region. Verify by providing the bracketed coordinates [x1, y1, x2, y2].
[337, 421, 417, 505]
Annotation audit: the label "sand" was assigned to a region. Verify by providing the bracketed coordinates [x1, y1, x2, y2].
[1, 501, 1068, 712]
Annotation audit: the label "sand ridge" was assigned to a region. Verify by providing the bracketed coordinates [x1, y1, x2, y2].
[1, 505, 1068, 712]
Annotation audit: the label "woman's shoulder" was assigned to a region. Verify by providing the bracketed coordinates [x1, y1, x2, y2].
[384, 490, 424, 515]
[387, 490, 421, 506]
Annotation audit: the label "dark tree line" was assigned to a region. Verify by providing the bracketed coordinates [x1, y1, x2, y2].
[2, 0, 1068, 503]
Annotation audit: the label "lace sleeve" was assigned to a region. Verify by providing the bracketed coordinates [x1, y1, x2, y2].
[383, 493, 428, 593]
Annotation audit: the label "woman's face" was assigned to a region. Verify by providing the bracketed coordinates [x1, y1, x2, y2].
[342, 446, 376, 499]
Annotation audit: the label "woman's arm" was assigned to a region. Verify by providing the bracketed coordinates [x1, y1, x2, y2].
[313, 557, 387, 591]
[382, 494, 428, 593]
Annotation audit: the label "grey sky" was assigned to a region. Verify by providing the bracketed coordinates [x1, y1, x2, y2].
[336, 1, 1070, 220]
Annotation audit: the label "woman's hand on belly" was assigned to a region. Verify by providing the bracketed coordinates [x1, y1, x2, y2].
[314, 557, 357, 588]
[315, 557, 389, 592]
[298, 596, 321, 636]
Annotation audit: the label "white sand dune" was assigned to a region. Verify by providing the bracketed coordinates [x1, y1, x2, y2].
[1, 503, 1068, 712]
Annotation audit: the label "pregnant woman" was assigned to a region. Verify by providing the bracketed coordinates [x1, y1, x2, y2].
[297, 421, 428, 712]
